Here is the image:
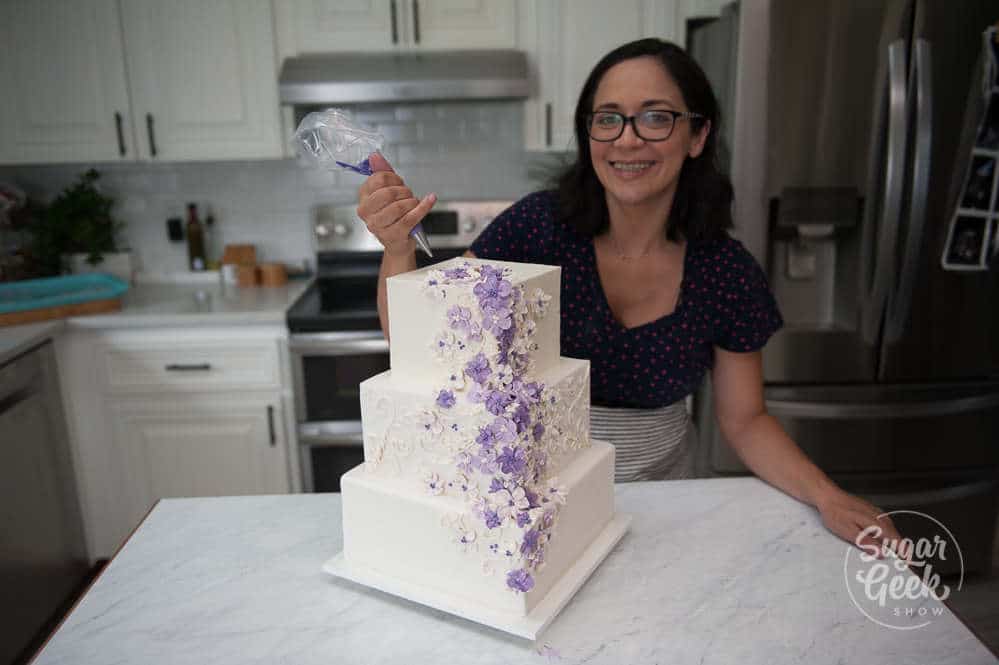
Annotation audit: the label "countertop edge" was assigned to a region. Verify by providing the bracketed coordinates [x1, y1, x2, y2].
[0, 320, 66, 366]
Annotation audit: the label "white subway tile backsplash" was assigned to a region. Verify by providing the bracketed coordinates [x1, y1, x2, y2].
[1, 101, 565, 276]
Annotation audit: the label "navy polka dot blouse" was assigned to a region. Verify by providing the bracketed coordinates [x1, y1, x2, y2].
[470, 190, 784, 409]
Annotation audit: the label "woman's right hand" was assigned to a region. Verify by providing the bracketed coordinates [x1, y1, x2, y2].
[357, 152, 437, 257]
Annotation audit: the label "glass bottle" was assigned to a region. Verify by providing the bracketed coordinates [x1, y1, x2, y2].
[186, 203, 206, 271]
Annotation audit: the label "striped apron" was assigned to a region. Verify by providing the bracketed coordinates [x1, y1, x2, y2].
[590, 401, 696, 482]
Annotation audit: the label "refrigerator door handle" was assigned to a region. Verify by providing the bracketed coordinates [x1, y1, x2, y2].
[766, 391, 999, 419]
[885, 39, 933, 344]
[860, 40, 909, 346]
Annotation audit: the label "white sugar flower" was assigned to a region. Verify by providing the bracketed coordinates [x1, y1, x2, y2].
[529, 288, 552, 316]
[417, 410, 444, 437]
[454, 519, 478, 552]
[510, 486, 531, 511]
[431, 331, 461, 361]
[424, 471, 444, 496]
[546, 478, 568, 505]
[491, 489, 515, 521]
[495, 365, 514, 387]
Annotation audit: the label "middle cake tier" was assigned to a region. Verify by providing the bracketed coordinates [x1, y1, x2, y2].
[360, 356, 591, 496]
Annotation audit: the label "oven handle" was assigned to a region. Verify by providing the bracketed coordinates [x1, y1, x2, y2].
[298, 420, 364, 447]
[766, 392, 999, 419]
[860, 478, 998, 509]
[289, 332, 388, 356]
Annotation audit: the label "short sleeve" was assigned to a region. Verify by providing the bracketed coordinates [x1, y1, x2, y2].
[712, 238, 784, 352]
[469, 190, 557, 264]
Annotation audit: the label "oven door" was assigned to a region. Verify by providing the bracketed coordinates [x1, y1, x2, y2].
[289, 331, 389, 492]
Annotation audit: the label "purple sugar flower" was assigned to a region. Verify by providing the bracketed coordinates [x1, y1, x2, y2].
[519, 381, 542, 404]
[532, 422, 545, 442]
[464, 352, 491, 384]
[435, 389, 456, 409]
[520, 528, 540, 555]
[489, 477, 506, 493]
[467, 384, 486, 404]
[475, 425, 498, 449]
[481, 303, 514, 337]
[474, 274, 514, 311]
[444, 266, 470, 280]
[474, 450, 499, 475]
[511, 402, 531, 433]
[506, 568, 535, 593]
[477, 417, 515, 449]
[497, 445, 527, 475]
[516, 511, 531, 528]
[483, 508, 502, 529]
[447, 305, 473, 334]
[485, 389, 515, 416]
[490, 417, 517, 444]
[479, 264, 505, 282]
[523, 488, 539, 508]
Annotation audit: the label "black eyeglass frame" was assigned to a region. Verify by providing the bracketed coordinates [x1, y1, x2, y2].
[585, 109, 705, 142]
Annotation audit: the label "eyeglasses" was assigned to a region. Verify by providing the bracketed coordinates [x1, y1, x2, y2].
[586, 109, 704, 142]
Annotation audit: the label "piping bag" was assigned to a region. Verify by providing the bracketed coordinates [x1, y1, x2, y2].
[291, 108, 433, 257]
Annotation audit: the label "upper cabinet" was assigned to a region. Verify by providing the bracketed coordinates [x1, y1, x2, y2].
[119, 0, 284, 161]
[0, 0, 133, 164]
[521, 0, 678, 152]
[274, 0, 517, 57]
[0, 0, 284, 165]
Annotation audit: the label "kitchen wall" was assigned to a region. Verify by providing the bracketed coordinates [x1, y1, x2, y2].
[0, 101, 568, 277]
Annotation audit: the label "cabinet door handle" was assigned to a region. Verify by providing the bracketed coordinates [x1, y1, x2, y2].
[114, 112, 126, 156]
[390, 0, 399, 44]
[545, 103, 552, 147]
[164, 363, 212, 371]
[146, 113, 158, 157]
[267, 405, 277, 447]
[412, 0, 421, 44]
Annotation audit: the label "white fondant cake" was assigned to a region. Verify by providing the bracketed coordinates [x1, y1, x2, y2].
[334, 257, 626, 635]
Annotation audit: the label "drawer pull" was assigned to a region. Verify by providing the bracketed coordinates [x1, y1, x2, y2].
[267, 405, 276, 446]
[164, 363, 212, 372]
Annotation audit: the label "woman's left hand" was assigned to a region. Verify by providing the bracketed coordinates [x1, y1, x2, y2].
[815, 488, 910, 560]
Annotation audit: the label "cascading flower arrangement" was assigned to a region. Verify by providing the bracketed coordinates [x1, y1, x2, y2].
[422, 262, 564, 594]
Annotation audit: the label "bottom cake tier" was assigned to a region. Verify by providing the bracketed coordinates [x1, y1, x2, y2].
[339, 441, 617, 619]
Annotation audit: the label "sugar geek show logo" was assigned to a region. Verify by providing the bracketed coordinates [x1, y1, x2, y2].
[843, 510, 964, 630]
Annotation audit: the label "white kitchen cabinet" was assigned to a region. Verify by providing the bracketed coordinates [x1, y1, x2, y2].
[107, 394, 288, 547]
[0, 0, 283, 164]
[520, 0, 677, 152]
[0, 0, 133, 164]
[119, 0, 284, 161]
[58, 326, 294, 560]
[274, 0, 517, 58]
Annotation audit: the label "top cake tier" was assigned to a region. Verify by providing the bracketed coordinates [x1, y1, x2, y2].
[387, 257, 561, 390]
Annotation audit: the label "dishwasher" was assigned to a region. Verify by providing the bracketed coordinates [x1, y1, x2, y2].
[0, 340, 89, 664]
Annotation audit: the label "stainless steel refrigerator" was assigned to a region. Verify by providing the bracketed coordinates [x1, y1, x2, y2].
[692, 0, 999, 574]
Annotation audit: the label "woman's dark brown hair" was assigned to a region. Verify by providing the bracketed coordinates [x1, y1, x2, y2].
[556, 38, 733, 244]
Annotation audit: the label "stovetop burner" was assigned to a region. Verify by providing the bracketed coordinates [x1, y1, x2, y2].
[287, 200, 513, 334]
[286, 247, 468, 334]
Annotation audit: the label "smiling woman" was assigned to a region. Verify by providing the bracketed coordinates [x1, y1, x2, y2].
[357, 37, 909, 559]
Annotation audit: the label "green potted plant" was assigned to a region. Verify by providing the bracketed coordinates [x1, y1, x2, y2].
[29, 169, 131, 281]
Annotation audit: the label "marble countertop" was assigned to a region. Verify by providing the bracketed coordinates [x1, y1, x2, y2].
[31, 479, 996, 664]
[0, 279, 310, 365]
[66, 279, 311, 329]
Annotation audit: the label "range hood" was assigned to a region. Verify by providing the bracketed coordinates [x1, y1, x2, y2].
[279, 50, 529, 105]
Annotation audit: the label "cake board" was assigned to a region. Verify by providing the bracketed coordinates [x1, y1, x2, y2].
[323, 513, 632, 640]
